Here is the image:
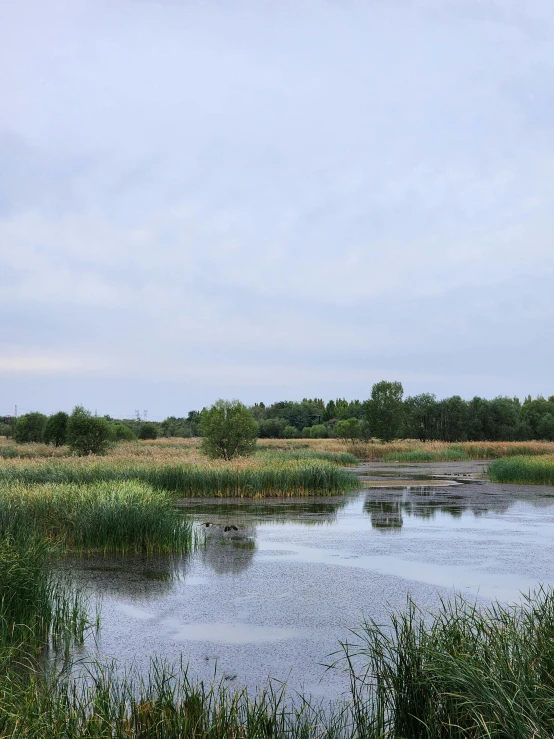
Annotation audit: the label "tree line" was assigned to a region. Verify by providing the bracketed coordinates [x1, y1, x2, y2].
[2, 382, 554, 449]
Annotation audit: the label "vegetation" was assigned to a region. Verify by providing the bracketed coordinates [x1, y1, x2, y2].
[2, 589, 554, 737]
[67, 406, 112, 456]
[43, 411, 68, 447]
[489, 455, 554, 485]
[199, 399, 259, 460]
[13, 412, 47, 444]
[0, 481, 194, 554]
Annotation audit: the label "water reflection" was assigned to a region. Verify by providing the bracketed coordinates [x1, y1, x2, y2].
[363, 485, 520, 531]
[201, 534, 257, 575]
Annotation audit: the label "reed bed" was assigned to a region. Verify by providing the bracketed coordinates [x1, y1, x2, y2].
[489, 455, 554, 485]
[0, 523, 89, 654]
[0, 481, 194, 555]
[347, 439, 554, 462]
[334, 587, 554, 738]
[0, 458, 358, 498]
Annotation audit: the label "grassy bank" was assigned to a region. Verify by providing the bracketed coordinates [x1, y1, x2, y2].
[348, 439, 554, 462]
[2, 589, 554, 737]
[489, 455, 554, 485]
[0, 481, 195, 554]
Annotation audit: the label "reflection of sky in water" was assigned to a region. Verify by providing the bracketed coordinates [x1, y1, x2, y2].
[62, 479, 554, 701]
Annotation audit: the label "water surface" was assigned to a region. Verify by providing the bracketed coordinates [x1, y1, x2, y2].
[68, 469, 554, 700]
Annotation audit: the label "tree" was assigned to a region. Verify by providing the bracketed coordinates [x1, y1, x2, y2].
[137, 422, 158, 440]
[110, 422, 137, 441]
[43, 411, 69, 447]
[283, 425, 298, 438]
[13, 412, 47, 443]
[310, 424, 329, 438]
[403, 394, 438, 441]
[199, 399, 258, 460]
[258, 418, 287, 438]
[334, 417, 362, 443]
[67, 406, 112, 456]
[366, 381, 404, 442]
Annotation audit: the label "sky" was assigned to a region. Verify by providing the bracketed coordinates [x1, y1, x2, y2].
[1, 0, 553, 419]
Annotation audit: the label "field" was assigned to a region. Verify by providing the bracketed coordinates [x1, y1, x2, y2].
[489, 454, 554, 485]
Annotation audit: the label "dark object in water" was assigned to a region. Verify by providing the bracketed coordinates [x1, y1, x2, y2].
[203, 522, 216, 527]
[224, 525, 238, 532]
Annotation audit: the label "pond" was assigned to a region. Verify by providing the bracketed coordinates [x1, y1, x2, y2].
[66, 462, 554, 701]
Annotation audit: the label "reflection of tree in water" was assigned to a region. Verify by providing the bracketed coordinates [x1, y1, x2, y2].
[364, 500, 403, 531]
[363, 484, 529, 532]
[201, 535, 257, 575]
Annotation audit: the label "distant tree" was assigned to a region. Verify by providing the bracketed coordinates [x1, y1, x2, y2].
[110, 422, 137, 441]
[301, 427, 312, 438]
[258, 418, 287, 438]
[403, 394, 438, 441]
[437, 396, 469, 442]
[366, 381, 404, 442]
[199, 399, 258, 460]
[537, 414, 554, 441]
[310, 424, 329, 439]
[138, 422, 159, 440]
[334, 417, 362, 443]
[67, 406, 112, 456]
[283, 425, 298, 438]
[0, 423, 11, 438]
[43, 411, 69, 447]
[13, 412, 47, 443]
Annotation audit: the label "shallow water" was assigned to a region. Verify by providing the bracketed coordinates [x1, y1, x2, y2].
[66, 467, 554, 700]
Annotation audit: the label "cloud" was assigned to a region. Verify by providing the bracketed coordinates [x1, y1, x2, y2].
[1, 0, 553, 413]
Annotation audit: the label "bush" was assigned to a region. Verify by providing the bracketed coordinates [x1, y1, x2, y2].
[334, 417, 362, 443]
[283, 425, 298, 438]
[301, 427, 312, 438]
[67, 406, 112, 456]
[43, 411, 69, 447]
[137, 422, 159, 440]
[258, 418, 287, 438]
[199, 399, 258, 460]
[13, 412, 47, 443]
[110, 423, 137, 441]
[0, 423, 11, 438]
[310, 424, 329, 439]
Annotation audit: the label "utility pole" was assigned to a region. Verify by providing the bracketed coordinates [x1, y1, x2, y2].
[143, 410, 148, 422]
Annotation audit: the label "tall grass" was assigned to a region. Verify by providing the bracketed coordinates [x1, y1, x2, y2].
[0, 520, 89, 654]
[489, 455, 554, 485]
[351, 440, 554, 462]
[0, 460, 358, 497]
[0, 481, 195, 554]
[334, 587, 554, 738]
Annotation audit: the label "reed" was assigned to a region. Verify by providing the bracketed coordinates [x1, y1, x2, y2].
[0, 481, 195, 554]
[0, 459, 358, 498]
[488, 455, 554, 485]
[0, 524, 89, 654]
[352, 439, 554, 462]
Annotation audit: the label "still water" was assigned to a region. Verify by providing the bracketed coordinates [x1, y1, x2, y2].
[67, 471, 554, 700]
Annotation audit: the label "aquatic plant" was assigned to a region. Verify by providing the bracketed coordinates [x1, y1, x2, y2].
[488, 454, 554, 485]
[0, 481, 194, 555]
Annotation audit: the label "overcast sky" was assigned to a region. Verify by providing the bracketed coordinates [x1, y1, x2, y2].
[1, 0, 553, 418]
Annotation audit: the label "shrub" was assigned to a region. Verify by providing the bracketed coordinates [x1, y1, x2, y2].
[43, 411, 69, 447]
[301, 427, 312, 438]
[258, 418, 287, 438]
[67, 406, 112, 456]
[283, 425, 298, 438]
[199, 399, 258, 460]
[13, 412, 47, 443]
[310, 424, 329, 439]
[334, 417, 362, 443]
[110, 423, 137, 441]
[137, 422, 158, 440]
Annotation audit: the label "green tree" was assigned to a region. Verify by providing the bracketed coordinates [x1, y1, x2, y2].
[310, 424, 329, 439]
[283, 425, 298, 438]
[403, 394, 438, 441]
[67, 406, 112, 456]
[137, 422, 158, 440]
[258, 418, 287, 438]
[334, 417, 362, 443]
[43, 411, 69, 447]
[110, 422, 137, 441]
[366, 381, 404, 442]
[199, 399, 258, 460]
[13, 412, 47, 443]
